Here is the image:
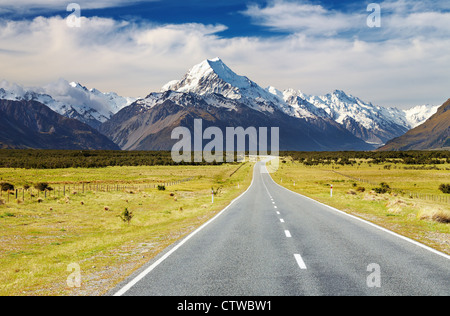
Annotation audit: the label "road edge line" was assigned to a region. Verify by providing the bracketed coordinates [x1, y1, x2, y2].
[265, 166, 450, 262]
[112, 164, 256, 296]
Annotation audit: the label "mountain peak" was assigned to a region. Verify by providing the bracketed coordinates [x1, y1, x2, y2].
[69, 81, 89, 92]
[161, 57, 253, 95]
[332, 89, 347, 96]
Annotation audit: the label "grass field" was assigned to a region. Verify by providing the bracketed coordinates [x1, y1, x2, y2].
[268, 158, 450, 255]
[0, 163, 253, 296]
[1, 155, 449, 296]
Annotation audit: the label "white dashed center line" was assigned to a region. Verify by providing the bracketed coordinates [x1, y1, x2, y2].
[261, 172, 308, 272]
[294, 254, 307, 270]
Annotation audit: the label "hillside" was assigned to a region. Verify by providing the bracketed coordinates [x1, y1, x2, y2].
[379, 99, 450, 151]
[0, 99, 120, 150]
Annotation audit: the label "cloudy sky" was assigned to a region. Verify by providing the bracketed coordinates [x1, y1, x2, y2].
[0, 0, 449, 108]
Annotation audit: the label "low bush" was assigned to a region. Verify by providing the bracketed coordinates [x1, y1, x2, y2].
[35, 182, 53, 192]
[118, 208, 134, 225]
[356, 186, 366, 193]
[1, 183, 14, 191]
[438, 184, 450, 194]
[373, 182, 391, 194]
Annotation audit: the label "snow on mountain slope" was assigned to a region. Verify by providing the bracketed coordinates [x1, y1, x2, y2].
[281, 88, 437, 130]
[161, 57, 286, 114]
[266, 87, 437, 145]
[159, 58, 438, 146]
[404, 104, 439, 128]
[1, 57, 439, 148]
[0, 79, 136, 128]
[162, 57, 252, 96]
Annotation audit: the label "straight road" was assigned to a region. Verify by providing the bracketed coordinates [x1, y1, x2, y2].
[112, 162, 450, 296]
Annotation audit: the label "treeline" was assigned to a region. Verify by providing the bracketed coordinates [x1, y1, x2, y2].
[0, 150, 448, 169]
[281, 151, 450, 166]
[0, 150, 225, 169]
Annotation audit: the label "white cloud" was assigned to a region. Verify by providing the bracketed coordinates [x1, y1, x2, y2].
[243, 0, 361, 36]
[0, 16, 229, 97]
[0, 8, 449, 109]
[242, 0, 450, 40]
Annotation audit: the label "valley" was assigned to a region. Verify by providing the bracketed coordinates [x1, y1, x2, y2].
[0, 151, 448, 295]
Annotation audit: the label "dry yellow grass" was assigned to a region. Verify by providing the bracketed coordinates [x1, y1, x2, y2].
[0, 163, 253, 296]
[418, 207, 450, 223]
[271, 160, 450, 255]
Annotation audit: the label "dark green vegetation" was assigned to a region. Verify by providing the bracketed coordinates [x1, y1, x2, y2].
[0, 182, 14, 191]
[0, 150, 449, 169]
[0, 150, 226, 169]
[283, 150, 450, 166]
[439, 184, 450, 194]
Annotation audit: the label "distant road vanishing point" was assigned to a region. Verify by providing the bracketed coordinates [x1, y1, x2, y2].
[111, 162, 450, 296]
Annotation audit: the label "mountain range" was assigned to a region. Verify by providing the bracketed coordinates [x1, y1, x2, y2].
[0, 98, 119, 150]
[379, 99, 450, 151]
[0, 79, 137, 129]
[100, 58, 439, 151]
[0, 58, 444, 151]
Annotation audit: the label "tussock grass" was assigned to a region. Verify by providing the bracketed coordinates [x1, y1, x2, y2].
[418, 208, 450, 223]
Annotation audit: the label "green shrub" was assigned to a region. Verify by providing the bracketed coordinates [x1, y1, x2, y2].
[356, 186, 366, 193]
[0, 183, 14, 191]
[118, 208, 134, 225]
[373, 182, 391, 194]
[439, 184, 450, 194]
[211, 186, 222, 196]
[34, 182, 53, 192]
[157, 185, 166, 191]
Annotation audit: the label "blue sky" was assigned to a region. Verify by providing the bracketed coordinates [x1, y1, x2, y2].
[1, 0, 449, 108]
[0, 0, 385, 38]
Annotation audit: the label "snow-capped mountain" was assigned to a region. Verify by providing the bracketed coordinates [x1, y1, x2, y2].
[101, 58, 373, 151]
[280, 89, 439, 145]
[158, 58, 437, 147]
[274, 89, 406, 145]
[0, 98, 120, 150]
[403, 104, 440, 128]
[1, 58, 440, 151]
[380, 99, 450, 151]
[0, 79, 137, 129]
[161, 57, 289, 115]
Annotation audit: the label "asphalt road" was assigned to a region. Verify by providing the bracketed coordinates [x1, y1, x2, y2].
[111, 162, 450, 296]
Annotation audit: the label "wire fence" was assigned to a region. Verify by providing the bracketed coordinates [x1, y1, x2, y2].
[0, 177, 195, 204]
[330, 170, 449, 204]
